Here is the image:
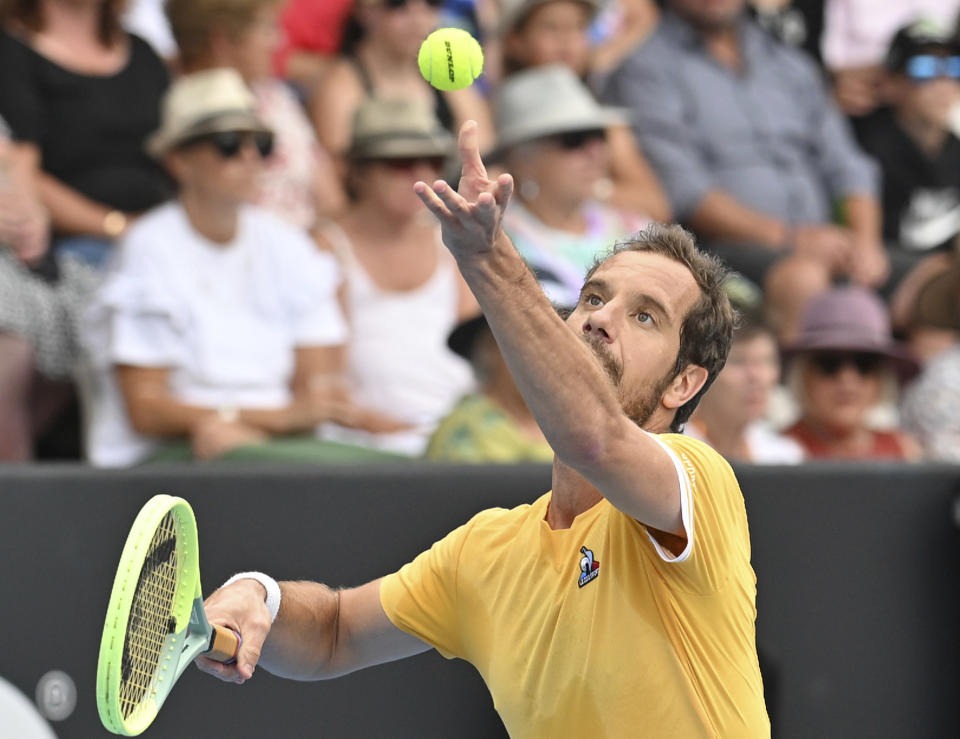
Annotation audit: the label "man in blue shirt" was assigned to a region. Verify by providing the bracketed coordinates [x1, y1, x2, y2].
[600, 0, 889, 340]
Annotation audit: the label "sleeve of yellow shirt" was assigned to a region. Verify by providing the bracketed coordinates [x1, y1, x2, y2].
[644, 433, 752, 594]
[379, 516, 475, 660]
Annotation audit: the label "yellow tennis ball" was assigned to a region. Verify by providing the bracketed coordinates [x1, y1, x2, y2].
[418, 28, 484, 92]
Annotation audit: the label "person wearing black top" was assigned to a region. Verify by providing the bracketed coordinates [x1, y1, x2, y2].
[0, 0, 171, 268]
[859, 20, 960, 287]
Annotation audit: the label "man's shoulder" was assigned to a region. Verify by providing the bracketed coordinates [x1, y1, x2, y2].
[652, 432, 740, 490]
[468, 494, 548, 527]
[655, 431, 728, 464]
[744, 20, 823, 83]
[621, 22, 682, 70]
[454, 494, 549, 544]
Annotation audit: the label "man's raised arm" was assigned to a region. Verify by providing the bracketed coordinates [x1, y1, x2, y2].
[413, 122, 701, 536]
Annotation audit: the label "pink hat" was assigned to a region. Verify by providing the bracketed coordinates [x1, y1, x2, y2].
[784, 286, 920, 381]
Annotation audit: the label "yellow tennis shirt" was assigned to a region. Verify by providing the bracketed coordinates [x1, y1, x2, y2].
[380, 433, 770, 738]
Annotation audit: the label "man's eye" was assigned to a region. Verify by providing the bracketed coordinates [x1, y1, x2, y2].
[587, 295, 603, 306]
[636, 312, 652, 324]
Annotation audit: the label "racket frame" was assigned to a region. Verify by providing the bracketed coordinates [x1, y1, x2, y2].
[97, 495, 231, 736]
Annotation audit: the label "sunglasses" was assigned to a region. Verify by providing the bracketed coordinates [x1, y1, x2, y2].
[377, 156, 446, 171]
[904, 54, 960, 81]
[383, 0, 443, 8]
[550, 129, 606, 150]
[182, 130, 275, 159]
[809, 351, 884, 377]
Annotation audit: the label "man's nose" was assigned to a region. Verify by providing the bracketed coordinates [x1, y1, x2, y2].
[582, 303, 617, 343]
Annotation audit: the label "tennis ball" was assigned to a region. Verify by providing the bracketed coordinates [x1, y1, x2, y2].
[418, 28, 484, 92]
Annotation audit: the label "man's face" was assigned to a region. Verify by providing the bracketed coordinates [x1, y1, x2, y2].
[669, 0, 745, 32]
[565, 251, 702, 428]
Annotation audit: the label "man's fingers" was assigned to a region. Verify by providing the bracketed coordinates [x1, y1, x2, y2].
[195, 655, 246, 684]
[413, 180, 453, 219]
[494, 173, 514, 208]
[432, 179, 472, 218]
[457, 120, 487, 180]
[198, 580, 273, 684]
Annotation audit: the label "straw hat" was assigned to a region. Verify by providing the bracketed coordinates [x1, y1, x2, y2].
[346, 98, 454, 161]
[147, 68, 270, 157]
[499, 0, 603, 35]
[490, 65, 625, 159]
[783, 286, 920, 381]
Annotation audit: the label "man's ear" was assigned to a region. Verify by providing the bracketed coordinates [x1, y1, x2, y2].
[662, 364, 709, 411]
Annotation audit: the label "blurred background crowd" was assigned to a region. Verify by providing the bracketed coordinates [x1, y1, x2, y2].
[1, 0, 960, 468]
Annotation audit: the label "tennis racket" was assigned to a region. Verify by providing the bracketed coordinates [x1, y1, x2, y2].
[97, 494, 239, 736]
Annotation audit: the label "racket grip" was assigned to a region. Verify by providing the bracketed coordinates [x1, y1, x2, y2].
[206, 625, 241, 663]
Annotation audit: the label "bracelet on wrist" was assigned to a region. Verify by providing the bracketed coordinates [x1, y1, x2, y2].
[103, 210, 128, 238]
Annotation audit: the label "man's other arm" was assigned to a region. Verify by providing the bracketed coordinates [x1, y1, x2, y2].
[197, 578, 430, 683]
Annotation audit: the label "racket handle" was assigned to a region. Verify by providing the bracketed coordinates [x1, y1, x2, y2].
[206, 624, 241, 663]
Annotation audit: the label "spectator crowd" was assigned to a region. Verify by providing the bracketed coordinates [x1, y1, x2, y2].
[2, 0, 960, 467]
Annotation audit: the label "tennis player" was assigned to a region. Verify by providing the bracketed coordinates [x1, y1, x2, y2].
[198, 121, 771, 737]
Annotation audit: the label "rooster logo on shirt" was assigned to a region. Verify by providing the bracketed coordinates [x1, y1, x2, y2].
[578, 546, 600, 587]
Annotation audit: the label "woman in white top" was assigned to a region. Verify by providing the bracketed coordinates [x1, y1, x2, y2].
[314, 98, 477, 456]
[83, 69, 397, 466]
[165, 0, 347, 228]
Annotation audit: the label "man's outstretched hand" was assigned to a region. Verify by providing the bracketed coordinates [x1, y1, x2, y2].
[413, 120, 514, 264]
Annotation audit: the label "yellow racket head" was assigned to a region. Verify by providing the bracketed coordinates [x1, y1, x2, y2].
[96, 495, 208, 736]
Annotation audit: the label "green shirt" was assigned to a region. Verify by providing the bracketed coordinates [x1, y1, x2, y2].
[426, 394, 554, 463]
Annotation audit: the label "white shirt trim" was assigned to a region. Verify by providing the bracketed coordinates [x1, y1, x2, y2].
[644, 433, 694, 563]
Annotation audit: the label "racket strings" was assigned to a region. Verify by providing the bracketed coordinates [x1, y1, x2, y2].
[119, 512, 180, 720]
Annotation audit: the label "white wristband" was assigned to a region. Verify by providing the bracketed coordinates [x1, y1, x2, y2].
[222, 571, 281, 623]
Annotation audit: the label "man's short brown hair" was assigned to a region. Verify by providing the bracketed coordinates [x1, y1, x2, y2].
[585, 223, 736, 432]
[166, 0, 279, 69]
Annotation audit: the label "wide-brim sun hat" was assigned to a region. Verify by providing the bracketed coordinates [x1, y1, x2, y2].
[783, 285, 920, 381]
[489, 65, 627, 160]
[499, 0, 604, 35]
[147, 67, 271, 158]
[346, 97, 454, 161]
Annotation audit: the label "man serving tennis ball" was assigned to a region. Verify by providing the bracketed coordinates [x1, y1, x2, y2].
[198, 121, 771, 737]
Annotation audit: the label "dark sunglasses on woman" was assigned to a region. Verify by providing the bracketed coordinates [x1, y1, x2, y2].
[181, 130, 275, 159]
[378, 156, 446, 172]
[551, 129, 607, 150]
[809, 351, 884, 377]
[383, 0, 443, 9]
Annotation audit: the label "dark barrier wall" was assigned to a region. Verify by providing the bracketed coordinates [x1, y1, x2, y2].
[0, 463, 957, 739]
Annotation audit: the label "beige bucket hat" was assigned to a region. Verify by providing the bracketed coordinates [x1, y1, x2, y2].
[346, 98, 454, 161]
[147, 68, 271, 158]
[490, 65, 626, 159]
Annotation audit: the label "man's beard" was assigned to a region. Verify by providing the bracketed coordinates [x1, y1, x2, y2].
[581, 334, 675, 427]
